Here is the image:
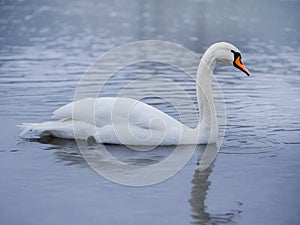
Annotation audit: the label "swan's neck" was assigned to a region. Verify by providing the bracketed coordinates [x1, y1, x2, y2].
[195, 50, 218, 143]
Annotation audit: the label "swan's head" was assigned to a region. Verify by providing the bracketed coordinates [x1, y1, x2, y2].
[230, 49, 250, 76]
[208, 42, 250, 76]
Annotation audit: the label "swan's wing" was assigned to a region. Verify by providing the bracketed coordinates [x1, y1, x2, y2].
[51, 97, 187, 145]
[53, 97, 119, 127]
[53, 97, 181, 130]
[53, 97, 94, 119]
[128, 100, 178, 130]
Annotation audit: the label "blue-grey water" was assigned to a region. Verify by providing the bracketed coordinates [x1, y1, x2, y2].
[1, 0, 300, 224]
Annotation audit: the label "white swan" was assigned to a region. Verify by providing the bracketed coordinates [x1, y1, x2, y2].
[19, 42, 249, 145]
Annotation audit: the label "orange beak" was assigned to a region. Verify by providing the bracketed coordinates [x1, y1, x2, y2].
[234, 56, 250, 76]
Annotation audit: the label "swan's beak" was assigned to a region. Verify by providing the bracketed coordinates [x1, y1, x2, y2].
[233, 55, 250, 76]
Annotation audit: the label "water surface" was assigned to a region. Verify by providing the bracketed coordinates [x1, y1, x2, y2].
[0, 0, 300, 224]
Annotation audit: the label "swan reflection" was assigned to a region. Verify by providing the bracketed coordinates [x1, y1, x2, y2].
[190, 144, 242, 224]
[34, 137, 241, 224]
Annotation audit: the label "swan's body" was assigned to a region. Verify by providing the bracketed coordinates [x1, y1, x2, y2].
[22, 97, 201, 145]
[19, 42, 249, 145]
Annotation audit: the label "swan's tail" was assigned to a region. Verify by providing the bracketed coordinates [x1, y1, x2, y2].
[18, 119, 75, 138]
[18, 119, 93, 140]
[18, 123, 34, 136]
[18, 121, 57, 137]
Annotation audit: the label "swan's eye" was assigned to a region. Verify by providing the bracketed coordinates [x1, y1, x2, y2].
[231, 50, 250, 76]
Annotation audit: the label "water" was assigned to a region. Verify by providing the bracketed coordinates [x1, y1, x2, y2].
[1, 0, 300, 224]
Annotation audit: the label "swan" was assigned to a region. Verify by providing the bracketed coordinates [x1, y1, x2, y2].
[19, 42, 250, 145]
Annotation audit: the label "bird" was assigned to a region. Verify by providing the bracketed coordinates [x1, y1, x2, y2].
[19, 42, 250, 145]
